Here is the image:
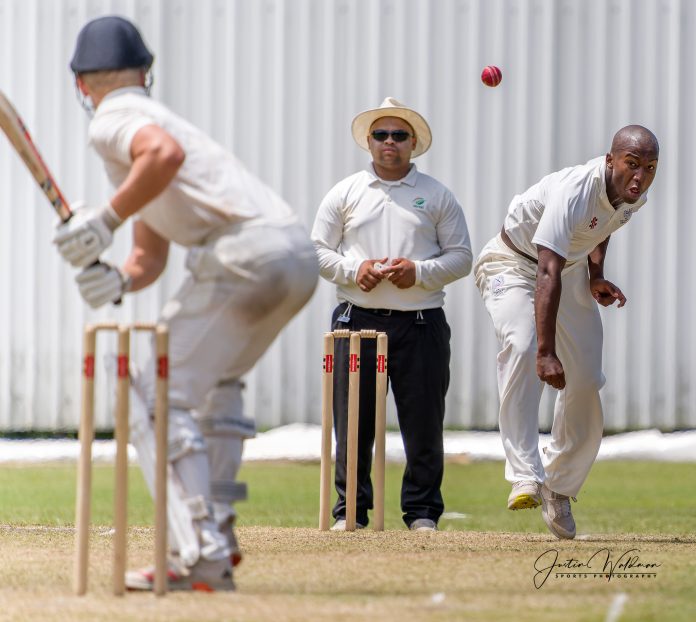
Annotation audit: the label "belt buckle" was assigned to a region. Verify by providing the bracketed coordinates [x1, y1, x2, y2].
[381, 309, 392, 316]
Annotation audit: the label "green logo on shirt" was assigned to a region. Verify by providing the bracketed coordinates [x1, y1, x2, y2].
[412, 197, 426, 209]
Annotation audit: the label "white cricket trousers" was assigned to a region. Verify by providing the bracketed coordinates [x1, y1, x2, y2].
[139, 219, 319, 414]
[474, 235, 605, 497]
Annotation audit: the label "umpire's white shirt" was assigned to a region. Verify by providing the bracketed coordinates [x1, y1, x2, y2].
[312, 164, 472, 310]
[504, 156, 647, 263]
[89, 86, 297, 247]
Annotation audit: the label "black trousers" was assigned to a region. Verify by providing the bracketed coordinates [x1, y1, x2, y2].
[330, 303, 451, 527]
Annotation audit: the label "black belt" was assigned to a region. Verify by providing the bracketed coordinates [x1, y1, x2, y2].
[347, 304, 436, 317]
[337, 303, 433, 326]
[364, 308, 411, 316]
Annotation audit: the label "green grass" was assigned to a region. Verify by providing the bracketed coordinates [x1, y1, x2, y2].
[1, 460, 694, 535]
[0, 464, 152, 526]
[0, 460, 694, 621]
[239, 460, 696, 534]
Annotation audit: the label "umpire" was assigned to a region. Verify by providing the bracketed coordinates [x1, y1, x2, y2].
[311, 98, 472, 530]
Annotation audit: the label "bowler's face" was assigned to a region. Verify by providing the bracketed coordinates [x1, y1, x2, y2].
[606, 146, 658, 204]
[367, 117, 416, 171]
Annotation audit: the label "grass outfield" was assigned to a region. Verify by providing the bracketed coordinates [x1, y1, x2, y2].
[2, 460, 694, 533]
[0, 460, 694, 621]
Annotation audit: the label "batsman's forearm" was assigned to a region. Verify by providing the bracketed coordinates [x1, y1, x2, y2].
[111, 153, 182, 219]
[122, 222, 170, 292]
[122, 252, 167, 292]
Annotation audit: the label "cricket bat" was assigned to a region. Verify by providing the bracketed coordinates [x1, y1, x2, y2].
[0, 90, 72, 222]
[0, 91, 121, 303]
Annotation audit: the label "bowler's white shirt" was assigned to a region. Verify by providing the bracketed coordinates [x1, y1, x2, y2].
[504, 157, 647, 264]
[89, 87, 297, 247]
[312, 164, 472, 310]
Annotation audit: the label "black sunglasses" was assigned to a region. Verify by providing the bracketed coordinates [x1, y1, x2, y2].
[370, 130, 412, 143]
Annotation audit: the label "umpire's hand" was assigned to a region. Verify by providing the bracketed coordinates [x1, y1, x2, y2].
[381, 258, 416, 289]
[357, 258, 388, 292]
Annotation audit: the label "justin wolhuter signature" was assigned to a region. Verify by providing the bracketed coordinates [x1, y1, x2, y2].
[533, 548, 661, 588]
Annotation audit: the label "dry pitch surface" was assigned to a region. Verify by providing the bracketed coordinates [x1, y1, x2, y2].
[0, 525, 693, 622]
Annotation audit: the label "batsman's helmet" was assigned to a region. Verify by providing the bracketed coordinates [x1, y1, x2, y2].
[70, 16, 153, 73]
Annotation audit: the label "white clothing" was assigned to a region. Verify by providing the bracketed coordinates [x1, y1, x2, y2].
[311, 164, 472, 310]
[475, 156, 648, 497]
[504, 157, 647, 265]
[137, 219, 318, 412]
[128, 387, 204, 566]
[91, 88, 318, 566]
[475, 236, 604, 496]
[91, 86, 318, 413]
[89, 87, 297, 247]
[194, 379, 248, 524]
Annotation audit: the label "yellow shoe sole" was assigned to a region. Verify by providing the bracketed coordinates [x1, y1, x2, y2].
[507, 494, 542, 511]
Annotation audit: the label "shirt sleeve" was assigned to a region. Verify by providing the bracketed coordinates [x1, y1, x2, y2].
[532, 181, 589, 259]
[415, 191, 473, 290]
[311, 184, 361, 285]
[89, 108, 155, 165]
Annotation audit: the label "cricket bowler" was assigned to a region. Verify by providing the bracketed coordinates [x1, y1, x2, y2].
[474, 125, 659, 539]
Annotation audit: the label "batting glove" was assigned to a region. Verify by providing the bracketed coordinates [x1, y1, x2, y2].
[75, 262, 132, 309]
[53, 202, 122, 268]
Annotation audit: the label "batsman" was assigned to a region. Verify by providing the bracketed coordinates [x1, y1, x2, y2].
[55, 16, 318, 590]
[474, 126, 659, 539]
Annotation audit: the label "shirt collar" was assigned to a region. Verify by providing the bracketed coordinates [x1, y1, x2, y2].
[100, 86, 148, 104]
[366, 163, 419, 187]
[597, 159, 614, 211]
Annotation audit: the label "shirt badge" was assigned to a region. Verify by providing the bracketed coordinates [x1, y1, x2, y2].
[620, 209, 632, 224]
[412, 197, 426, 209]
[589, 217, 598, 229]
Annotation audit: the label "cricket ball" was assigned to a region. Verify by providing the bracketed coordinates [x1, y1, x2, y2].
[481, 65, 502, 87]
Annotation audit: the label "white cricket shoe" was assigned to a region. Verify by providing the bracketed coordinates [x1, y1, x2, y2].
[330, 519, 365, 531]
[125, 556, 234, 592]
[540, 484, 576, 540]
[507, 481, 542, 510]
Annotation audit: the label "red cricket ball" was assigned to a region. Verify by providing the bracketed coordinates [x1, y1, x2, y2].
[481, 65, 502, 87]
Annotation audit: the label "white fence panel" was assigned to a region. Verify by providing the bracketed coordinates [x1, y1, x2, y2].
[0, 0, 694, 431]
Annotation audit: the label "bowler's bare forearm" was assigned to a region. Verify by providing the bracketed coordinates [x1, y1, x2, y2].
[535, 247, 566, 355]
[587, 236, 610, 282]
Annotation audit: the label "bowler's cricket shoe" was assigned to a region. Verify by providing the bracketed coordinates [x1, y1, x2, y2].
[125, 557, 234, 592]
[540, 484, 576, 539]
[507, 481, 542, 510]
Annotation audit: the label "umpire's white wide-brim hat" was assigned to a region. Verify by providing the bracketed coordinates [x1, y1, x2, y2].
[351, 97, 432, 158]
